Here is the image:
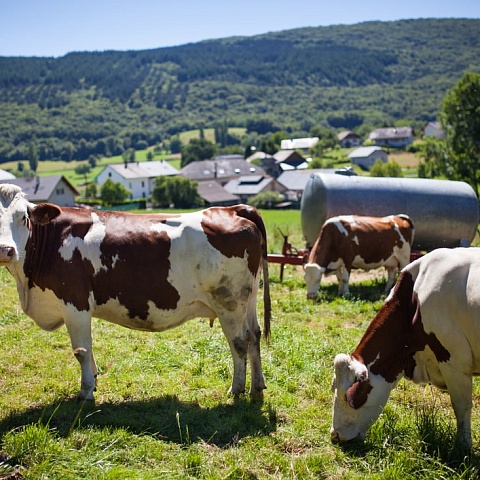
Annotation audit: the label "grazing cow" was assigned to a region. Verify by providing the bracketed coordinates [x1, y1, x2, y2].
[0, 184, 271, 400]
[304, 214, 414, 298]
[331, 247, 480, 448]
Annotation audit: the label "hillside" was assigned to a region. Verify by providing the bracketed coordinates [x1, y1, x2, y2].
[0, 18, 479, 162]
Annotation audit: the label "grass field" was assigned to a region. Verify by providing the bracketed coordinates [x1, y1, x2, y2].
[1, 209, 479, 479]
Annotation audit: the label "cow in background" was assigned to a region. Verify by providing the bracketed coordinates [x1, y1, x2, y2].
[331, 248, 480, 449]
[304, 214, 414, 298]
[0, 184, 271, 401]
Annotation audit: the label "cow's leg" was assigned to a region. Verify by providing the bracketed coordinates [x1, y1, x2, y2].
[338, 268, 350, 296]
[246, 294, 266, 396]
[63, 310, 96, 401]
[218, 313, 248, 396]
[385, 266, 397, 293]
[440, 367, 473, 449]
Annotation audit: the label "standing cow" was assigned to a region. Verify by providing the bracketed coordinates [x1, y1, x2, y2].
[331, 247, 480, 448]
[0, 184, 271, 400]
[304, 214, 414, 298]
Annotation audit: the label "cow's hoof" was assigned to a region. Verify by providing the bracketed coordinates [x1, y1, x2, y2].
[228, 387, 246, 397]
[249, 390, 265, 402]
[76, 391, 95, 403]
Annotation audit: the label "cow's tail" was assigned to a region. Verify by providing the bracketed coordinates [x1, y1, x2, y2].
[235, 205, 271, 342]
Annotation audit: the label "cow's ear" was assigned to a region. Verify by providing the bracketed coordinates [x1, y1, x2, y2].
[346, 379, 373, 409]
[30, 203, 62, 225]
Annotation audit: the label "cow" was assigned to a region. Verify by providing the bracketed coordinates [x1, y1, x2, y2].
[303, 214, 414, 298]
[0, 184, 271, 401]
[331, 247, 480, 449]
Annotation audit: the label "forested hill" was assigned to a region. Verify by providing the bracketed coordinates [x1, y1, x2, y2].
[1, 18, 479, 162]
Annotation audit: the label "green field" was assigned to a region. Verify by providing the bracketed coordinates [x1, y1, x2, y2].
[0, 210, 479, 478]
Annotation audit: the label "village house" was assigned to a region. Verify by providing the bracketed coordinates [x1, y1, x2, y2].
[423, 121, 445, 139]
[348, 146, 387, 170]
[196, 180, 240, 207]
[368, 127, 414, 148]
[0, 168, 16, 181]
[273, 150, 309, 175]
[223, 175, 287, 204]
[280, 137, 319, 153]
[0, 175, 79, 206]
[180, 157, 266, 186]
[96, 160, 179, 199]
[337, 130, 362, 148]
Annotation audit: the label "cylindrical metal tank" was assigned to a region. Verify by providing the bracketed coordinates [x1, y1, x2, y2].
[301, 173, 479, 251]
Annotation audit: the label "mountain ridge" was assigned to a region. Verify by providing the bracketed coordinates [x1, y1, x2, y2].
[0, 18, 479, 162]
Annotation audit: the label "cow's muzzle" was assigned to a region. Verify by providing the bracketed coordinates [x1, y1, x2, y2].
[330, 428, 365, 443]
[0, 245, 15, 262]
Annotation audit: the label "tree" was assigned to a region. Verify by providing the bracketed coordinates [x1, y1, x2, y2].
[370, 159, 403, 177]
[27, 143, 38, 172]
[181, 138, 216, 168]
[85, 183, 97, 199]
[249, 191, 284, 209]
[441, 72, 480, 195]
[169, 136, 182, 154]
[100, 179, 130, 205]
[152, 176, 202, 208]
[74, 163, 91, 185]
[422, 72, 480, 196]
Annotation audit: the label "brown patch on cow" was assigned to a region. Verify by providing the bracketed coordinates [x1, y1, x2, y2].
[201, 205, 263, 276]
[24, 207, 96, 311]
[352, 270, 451, 384]
[346, 379, 373, 409]
[25, 208, 180, 317]
[94, 213, 180, 316]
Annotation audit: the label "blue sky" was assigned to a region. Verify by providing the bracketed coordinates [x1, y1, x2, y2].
[1, 0, 479, 57]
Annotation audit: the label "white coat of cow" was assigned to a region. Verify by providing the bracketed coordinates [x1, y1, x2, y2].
[331, 247, 480, 448]
[304, 214, 414, 298]
[0, 184, 271, 401]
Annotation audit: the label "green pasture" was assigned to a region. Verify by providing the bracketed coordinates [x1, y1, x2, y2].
[0, 209, 479, 479]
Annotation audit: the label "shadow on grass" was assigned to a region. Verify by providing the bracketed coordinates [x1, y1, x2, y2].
[0, 394, 277, 448]
[315, 279, 387, 303]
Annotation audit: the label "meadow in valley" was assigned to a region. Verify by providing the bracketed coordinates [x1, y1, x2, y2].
[0, 209, 479, 479]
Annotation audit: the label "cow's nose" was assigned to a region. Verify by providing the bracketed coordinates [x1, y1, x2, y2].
[331, 430, 340, 443]
[307, 292, 318, 300]
[0, 245, 15, 262]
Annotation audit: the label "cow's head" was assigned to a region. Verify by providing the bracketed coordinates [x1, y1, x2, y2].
[330, 353, 392, 442]
[303, 262, 325, 299]
[0, 184, 61, 264]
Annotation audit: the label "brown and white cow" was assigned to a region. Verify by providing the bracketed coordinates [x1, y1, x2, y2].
[304, 214, 414, 298]
[0, 184, 271, 401]
[331, 247, 480, 448]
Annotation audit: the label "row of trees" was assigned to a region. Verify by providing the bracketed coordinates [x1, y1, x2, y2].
[419, 72, 480, 197]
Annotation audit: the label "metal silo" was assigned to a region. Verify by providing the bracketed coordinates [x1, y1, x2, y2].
[300, 173, 479, 251]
